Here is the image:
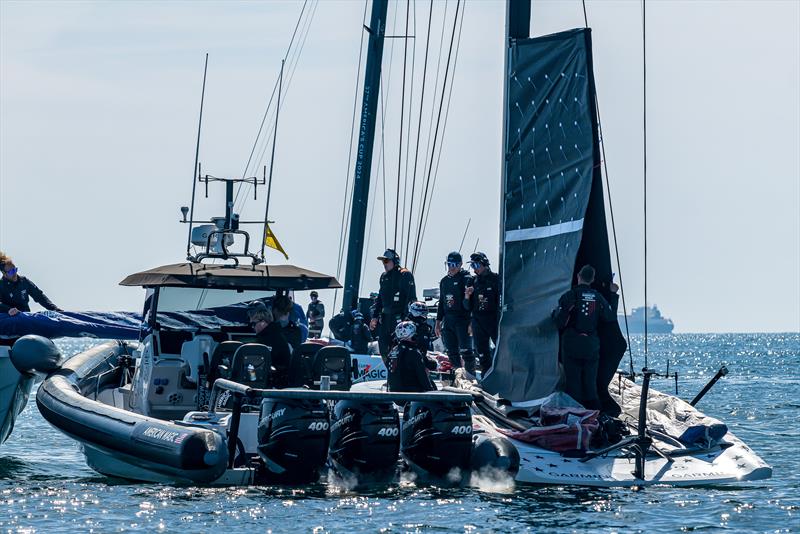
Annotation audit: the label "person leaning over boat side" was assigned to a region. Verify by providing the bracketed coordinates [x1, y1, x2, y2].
[552, 265, 617, 410]
[387, 321, 435, 393]
[306, 291, 325, 338]
[369, 249, 417, 364]
[464, 252, 501, 374]
[247, 301, 292, 388]
[272, 294, 302, 351]
[434, 251, 476, 374]
[0, 252, 62, 315]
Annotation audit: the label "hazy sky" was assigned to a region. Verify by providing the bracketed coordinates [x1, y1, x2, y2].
[1, 0, 798, 333]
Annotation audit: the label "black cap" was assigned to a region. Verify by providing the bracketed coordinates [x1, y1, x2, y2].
[310, 291, 318, 298]
[446, 251, 462, 264]
[470, 252, 489, 266]
[377, 249, 400, 263]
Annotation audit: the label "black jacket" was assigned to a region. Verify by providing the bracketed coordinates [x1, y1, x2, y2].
[372, 267, 417, 321]
[255, 322, 292, 386]
[407, 314, 433, 352]
[0, 276, 59, 313]
[437, 269, 472, 321]
[465, 270, 501, 317]
[350, 319, 373, 354]
[387, 341, 435, 392]
[552, 284, 617, 336]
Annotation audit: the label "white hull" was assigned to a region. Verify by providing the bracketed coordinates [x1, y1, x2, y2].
[0, 346, 34, 445]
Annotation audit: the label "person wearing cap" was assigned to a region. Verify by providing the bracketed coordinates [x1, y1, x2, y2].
[435, 251, 475, 374]
[551, 265, 618, 410]
[247, 301, 292, 388]
[0, 252, 62, 316]
[273, 294, 303, 351]
[465, 252, 501, 374]
[370, 248, 417, 363]
[306, 291, 325, 339]
[387, 321, 435, 393]
[348, 310, 372, 354]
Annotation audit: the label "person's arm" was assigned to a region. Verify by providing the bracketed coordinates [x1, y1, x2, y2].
[413, 353, 433, 390]
[26, 279, 60, 311]
[403, 271, 417, 307]
[462, 275, 474, 311]
[319, 303, 325, 319]
[306, 305, 312, 321]
[0, 301, 11, 313]
[552, 291, 576, 330]
[599, 294, 616, 322]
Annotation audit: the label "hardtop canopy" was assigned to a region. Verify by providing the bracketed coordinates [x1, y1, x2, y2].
[120, 262, 341, 291]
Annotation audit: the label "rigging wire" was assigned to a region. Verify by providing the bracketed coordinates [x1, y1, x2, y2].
[236, 0, 310, 205]
[393, 0, 411, 249]
[582, 2, 636, 377]
[416, 0, 465, 267]
[642, 0, 649, 368]
[412, 0, 463, 271]
[398, 0, 418, 261]
[404, 0, 435, 268]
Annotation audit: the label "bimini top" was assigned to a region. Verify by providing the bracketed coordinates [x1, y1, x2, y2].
[119, 263, 341, 291]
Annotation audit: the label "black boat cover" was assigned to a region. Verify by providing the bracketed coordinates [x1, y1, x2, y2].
[482, 28, 624, 402]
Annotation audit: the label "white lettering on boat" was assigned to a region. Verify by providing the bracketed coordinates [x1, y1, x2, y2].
[142, 426, 187, 444]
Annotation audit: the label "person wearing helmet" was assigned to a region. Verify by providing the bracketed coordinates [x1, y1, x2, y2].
[247, 300, 292, 388]
[465, 252, 501, 374]
[406, 300, 433, 354]
[387, 321, 435, 392]
[435, 251, 475, 374]
[0, 252, 62, 315]
[370, 249, 417, 364]
[306, 291, 325, 338]
[348, 310, 373, 354]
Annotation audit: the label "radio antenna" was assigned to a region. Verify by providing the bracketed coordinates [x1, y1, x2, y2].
[261, 59, 285, 260]
[186, 53, 209, 259]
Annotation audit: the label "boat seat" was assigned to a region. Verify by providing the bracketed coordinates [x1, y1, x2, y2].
[207, 340, 243, 387]
[179, 335, 217, 384]
[289, 342, 324, 387]
[229, 343, 272, 389]
[310, 346, 352, 391]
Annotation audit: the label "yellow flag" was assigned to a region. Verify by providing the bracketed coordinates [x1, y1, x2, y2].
[264, 224, 289, 260]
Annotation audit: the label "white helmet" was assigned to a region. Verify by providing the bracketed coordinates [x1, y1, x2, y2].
[394, 320, 417, 342]
[408, 301, 427, 318]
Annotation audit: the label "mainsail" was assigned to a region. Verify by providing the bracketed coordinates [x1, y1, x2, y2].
[482, 28, 625, 403]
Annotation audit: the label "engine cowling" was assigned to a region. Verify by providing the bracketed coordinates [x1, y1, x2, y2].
[400, 400, 472, 480]
[257, 397, 330, 483]
[329, 399, 399, 480]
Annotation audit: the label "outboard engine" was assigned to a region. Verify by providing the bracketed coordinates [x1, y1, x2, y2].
[470, 435, 520, 478]
[329, 400, 399, 480]
[257, 397, 330, 483]
[10, 335, 64, 374]
[400, 400, 472, 480]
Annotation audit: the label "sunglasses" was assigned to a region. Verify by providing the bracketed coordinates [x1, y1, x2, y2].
[470, 262, 482, 269]
[3, 267, 17, 277]
[381, 259, 392, 264]
[446, 261, 460, 268]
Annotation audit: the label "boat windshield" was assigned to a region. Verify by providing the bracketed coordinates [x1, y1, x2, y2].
[155, 287, 276, 313]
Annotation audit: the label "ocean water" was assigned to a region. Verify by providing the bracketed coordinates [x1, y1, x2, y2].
[1, 333, 798, 533]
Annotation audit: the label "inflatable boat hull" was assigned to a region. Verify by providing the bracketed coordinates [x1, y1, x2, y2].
[36, 342, 228, 484]
[0, 347, 34, 445]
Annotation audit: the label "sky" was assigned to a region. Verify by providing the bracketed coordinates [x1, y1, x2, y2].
[0, 0, 798, 333]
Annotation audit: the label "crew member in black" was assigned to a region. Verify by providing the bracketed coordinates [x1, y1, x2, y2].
[465, 252, 501, 374]
[406, 300, 433, 354]
[306, 291, 325, 338]
[349, 310, 372, 354]
[0, 253, 61, 315]
[552, 265, 618, 410]
[387, 321, 435, 392]
[435, 251, 475, 374]
[370, 249, 417, 363]
[272, 294, 302, 351]
[247, 301, 292, 388]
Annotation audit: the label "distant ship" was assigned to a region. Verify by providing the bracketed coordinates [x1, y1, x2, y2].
[618, 305, 674, 334]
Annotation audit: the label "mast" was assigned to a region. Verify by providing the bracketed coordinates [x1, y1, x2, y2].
[341, 0, 389, 312]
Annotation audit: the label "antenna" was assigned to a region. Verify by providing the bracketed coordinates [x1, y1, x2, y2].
[458, 218, 471, 253]
[261, 59, 285, 261]
[186, 53, 209, 259]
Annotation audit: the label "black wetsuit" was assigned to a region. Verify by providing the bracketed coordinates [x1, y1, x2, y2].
[281, 321, 303, 351]
[372, 267, 417, 361]
[407, 314, 433, 354]
[0, 276, 59, 313]
[552, 283, 616, 410]
[255, 322, 292, 388]
[387, 341, 435, 393]
[349, 319, 373, 354]
[437, 269, 475, 373]
[306, 301, 325, 338]
[465, 269, 501, 373]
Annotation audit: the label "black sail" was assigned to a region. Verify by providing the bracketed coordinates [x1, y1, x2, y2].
[482, 28, 625, 403]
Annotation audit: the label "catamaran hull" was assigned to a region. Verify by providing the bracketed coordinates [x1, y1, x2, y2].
[0, 346, 34, 445]
[36, 341, 228, 484]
